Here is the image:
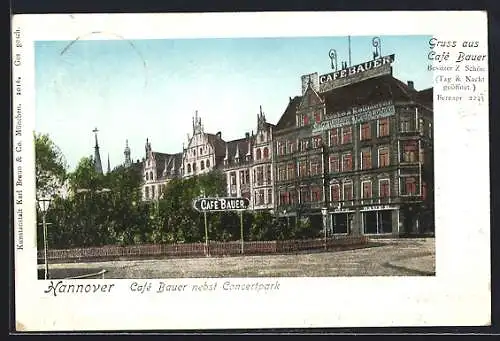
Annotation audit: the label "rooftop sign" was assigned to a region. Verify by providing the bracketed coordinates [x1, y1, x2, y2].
[193, 197, 250, 212]
[319, 54, 395, 85]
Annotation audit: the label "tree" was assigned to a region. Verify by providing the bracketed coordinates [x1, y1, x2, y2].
[68, 156, 104, 193]
[35, 132, 67, 197]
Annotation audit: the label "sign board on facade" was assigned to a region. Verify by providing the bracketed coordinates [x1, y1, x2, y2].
[312, 101, 396, 133]
[332, 208, 355, 213]
[319, 54, 396, 85]
[193, 197, 250, 212]
[360, 205, 397, 211]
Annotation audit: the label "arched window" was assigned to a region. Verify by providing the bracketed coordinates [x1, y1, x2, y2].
[201, 160, 205, 170]
[187, 163, 191, 173]
[200, 148, 203, 155]
[150, 171, 153, 180]
[193, 162, 197, 171]
[263, 147, 269, 159]
[256, 148, 262, 160]
[206, 159, 210, 168]
[145, 173, 149, 181]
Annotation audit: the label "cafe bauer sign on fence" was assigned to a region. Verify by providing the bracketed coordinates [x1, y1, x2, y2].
[193, 197, 251, 212]
[312, 100, 396, 133]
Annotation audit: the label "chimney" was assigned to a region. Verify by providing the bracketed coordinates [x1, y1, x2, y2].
[407, 81, 414, 90]
[216, 131, 222, 139]
[245, 132, 250, 139]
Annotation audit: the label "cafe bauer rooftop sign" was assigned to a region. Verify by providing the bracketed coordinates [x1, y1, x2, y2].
[319, 54, 396, 92]
[193, 197, 251, 212]
[319, 54, 395, 85]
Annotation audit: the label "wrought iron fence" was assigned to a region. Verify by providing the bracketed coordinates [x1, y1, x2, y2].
[38, 235, 369, 263]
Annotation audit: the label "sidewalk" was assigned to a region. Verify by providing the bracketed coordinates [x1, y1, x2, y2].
[386, 254, 435, 275]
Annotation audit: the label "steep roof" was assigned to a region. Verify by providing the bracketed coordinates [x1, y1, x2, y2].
[275, 96, 302, 131]
[322, 74, 418, 114]
[417, 87, 433, 107]
[274, 74, 429, 132]
[225, 137, 252, 161]
[206, 133, 227, 158]
[153, 152, 182, 179]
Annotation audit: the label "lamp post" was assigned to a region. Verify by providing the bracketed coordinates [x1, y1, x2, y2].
[322, 207, 328, 250]
[37, 195, 52, 280]
[200, 189, 209, 256]
[283, 209, 289, 230]
[321, 142, 330, 250]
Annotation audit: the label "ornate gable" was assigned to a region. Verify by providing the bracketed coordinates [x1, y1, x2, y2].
[298, 84, 323, 111]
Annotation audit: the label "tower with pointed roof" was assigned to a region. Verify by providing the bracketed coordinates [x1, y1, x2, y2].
[124, 139, 132, 167]
[92, 127, 103, 174]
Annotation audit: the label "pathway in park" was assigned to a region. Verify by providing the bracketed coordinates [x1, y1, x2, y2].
[41, 238, 435, 279]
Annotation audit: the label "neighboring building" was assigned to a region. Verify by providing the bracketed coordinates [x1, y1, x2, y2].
[142, 138, 182, 201]
[273, 53, 434, 236]
[181, 111, 226, 179]
[250, 106, 275, 211]
[222, 133, 252, 201]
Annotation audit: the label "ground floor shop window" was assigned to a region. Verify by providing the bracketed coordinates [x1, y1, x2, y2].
[332, 213, 349, 234]
[362, 210, 393, 234]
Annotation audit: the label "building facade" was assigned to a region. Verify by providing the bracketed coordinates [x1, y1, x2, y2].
[128, 48, 433, 237]
[250, 107, 275, 211]
[181, 111, 226, 179]
[222, 134, 253, 201]
[142, 138, 182, 201]
[272, 54, 434, 236]
[221, 106, 275, 210]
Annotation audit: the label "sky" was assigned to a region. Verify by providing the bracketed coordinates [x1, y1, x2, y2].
[35, 35, 432, 171]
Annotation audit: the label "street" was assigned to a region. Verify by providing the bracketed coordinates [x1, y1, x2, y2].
[40, 238, 435, 279]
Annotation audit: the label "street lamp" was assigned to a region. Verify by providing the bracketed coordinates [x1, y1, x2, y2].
[200, 188, 209, 256]
[37, 195, 52, 280]
[283, 209, 289, 230]
[322, 207, 328, 250]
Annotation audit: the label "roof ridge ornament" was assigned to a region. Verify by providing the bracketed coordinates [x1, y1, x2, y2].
[329, 49, 338, 72]
[372, 36, 382, 60]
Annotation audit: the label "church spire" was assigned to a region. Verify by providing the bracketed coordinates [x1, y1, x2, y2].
[107, 154, 111, 173]
[124, 139, 132, 167]
[92, 127, 103, 174]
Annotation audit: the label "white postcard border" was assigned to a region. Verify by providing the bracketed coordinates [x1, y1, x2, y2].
[12, 11, 490, 331]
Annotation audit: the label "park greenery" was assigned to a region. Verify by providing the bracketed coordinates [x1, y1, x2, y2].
[36, 134, 319, 250]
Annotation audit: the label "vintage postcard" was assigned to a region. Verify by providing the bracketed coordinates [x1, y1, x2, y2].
[12, 11, 490, 331]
